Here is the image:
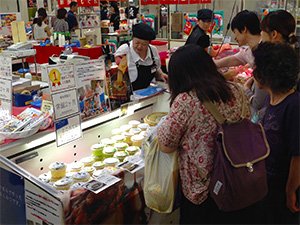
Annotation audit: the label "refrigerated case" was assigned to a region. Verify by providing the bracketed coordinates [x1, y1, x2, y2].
[0, 90, 179, 224]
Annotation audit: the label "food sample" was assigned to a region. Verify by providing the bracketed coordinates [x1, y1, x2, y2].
[91, 144, 105, 157]
[125, 146, 140, 155]
[54, 177, 73, 191]
[130, 135, 144, 147]
[49, 162, 67, 179]
[80, 157, 95, 167]
[72, 172, 91, 183]
[114, 142, 129, 151]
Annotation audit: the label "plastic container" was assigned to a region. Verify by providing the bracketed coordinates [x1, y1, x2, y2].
[115, 142, 129, 151]
[129, 128, 142, 135]
[72, 172, 90, 183]
[125, 146, 140, 155]
[114, 151, 128, 162]
[144, 112, 168, 126]
[91, 144, 105, 157]
[128, 120, 141, 128]
[81, 166, 95, 176]
[103, 157, 120, 167]
[111, 135, 126, 143]
[122, 131, 134, 145]
[93, 161, 105, 170]
[68, 162, 84, 173]
[138, 123, 150, 131]
[38, 173, 51, 183]
[103, 146, 117, 159]
[130, 135, 144, 147]
[54, 177, 73, 191]
[80, 157, 95, 167]
[49, 162, 67, 179]
[120, 124, 132, 132]
[111, 128, 122, 136]
[101, 138, 115, 146]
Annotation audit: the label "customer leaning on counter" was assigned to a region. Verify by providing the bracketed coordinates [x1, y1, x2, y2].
[114, 23, 168, 91]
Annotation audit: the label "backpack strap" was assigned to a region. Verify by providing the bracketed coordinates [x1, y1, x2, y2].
[203, 84, 246, 125]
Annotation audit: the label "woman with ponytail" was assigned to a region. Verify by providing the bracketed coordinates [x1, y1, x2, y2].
[33, 8, 51, 40]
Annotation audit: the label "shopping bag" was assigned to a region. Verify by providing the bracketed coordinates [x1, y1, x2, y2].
[143, 132, 179, 213]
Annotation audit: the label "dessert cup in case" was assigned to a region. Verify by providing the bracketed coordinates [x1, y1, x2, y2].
[38, 173, 51, 183]
[91, 144, 105, 157]
[129, 128, 142, 135]
[130, 135, 144, 147]
[80, 157, 95, 167]
[68, 162, 84, 172]
[71, 182, 85, 188]
[128, 120, 141, 128]
[81, 166, 95, 176]
[103, 146, 117, 158]
[111, 128, 122, 135]
[103, 157, 120, 167]
[122, 131, 134, 145]
[49, 162, 67, 179]
[125, 146, 140, 155]
[138, 123, 150, 131]
[111, 135, 126, 143]
[100, 138, 115, 146]
[120, 124, 132, 132]
[72, 172, 90, 183]
[115, 142, 129, 151]
[54, 177, 73, 191]
[114, 151, 128, 162]
[93, 161, 105, 170]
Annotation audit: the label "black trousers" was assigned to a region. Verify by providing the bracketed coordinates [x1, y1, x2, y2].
[179, 193, 262, 225]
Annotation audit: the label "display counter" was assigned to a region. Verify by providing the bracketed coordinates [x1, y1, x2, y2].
[0, 90, 179, 225]
[26, 46, 103, 64]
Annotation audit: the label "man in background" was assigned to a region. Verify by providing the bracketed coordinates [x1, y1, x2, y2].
[65, 1, 79, 32]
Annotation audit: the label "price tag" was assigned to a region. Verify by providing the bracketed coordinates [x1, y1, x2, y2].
[75, 59, 105, 81]
[0, 56, 12, 80]
[51, 89, 79, 121]
[47, 64, 76, 93]
[223, 36, 231, 44]
[41, 94, 53, 113]
[117, 155, 144, 174]
[82, 173, 121, 194]
[55, 115, 82, 147]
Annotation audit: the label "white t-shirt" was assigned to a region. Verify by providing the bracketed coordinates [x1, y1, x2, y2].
[34, 22, 48, 40]
[233, 46, 254, 67]
[115, 40, 161, 82]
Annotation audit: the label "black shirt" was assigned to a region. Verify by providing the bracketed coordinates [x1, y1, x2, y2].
[185, 26, 210, 49]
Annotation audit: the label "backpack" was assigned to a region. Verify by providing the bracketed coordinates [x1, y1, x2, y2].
[203, 87, 270, 212]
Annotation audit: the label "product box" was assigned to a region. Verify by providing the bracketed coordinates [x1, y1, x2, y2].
[172, 12, 183, 32]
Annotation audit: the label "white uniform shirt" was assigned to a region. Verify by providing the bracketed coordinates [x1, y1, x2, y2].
[115, 40, 161, 82]
[34, 22, 48, 40]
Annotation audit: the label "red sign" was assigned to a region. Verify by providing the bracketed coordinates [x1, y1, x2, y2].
[178, 0, 188, 4]
[58, 0, 99, 8]
[141, 0, 159, 5]
[189, 0, 200, 4]
[200, 0, 211, 3]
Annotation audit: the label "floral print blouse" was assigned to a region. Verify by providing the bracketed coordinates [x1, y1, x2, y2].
[158, 82, 251, 204]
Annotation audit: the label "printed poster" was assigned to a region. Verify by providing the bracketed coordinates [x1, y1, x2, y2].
[47, 64, 76, 93]
[262, 8, 283, 19]
[75, 59, 107, 121]
[104, 39, 118, 53]
[182, 13, 197, 39]
[0, 14, 17, 27]
[210, 10, 223, 38]
[140, 14, 155, 31]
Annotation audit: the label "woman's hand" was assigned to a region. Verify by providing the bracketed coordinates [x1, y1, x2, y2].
[160, 72, 168, 83]
[243, 77, 254, 91]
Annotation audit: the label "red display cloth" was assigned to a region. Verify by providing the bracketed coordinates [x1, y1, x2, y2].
[159, 51, 168, 66]
[150, 40, 168, 46]
[26, 46, 103, 64]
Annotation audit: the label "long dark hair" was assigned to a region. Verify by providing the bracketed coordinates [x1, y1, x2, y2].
[168, 44, 232, 106]
[37, 8, 47, 27]
[260, 10, 298, 45]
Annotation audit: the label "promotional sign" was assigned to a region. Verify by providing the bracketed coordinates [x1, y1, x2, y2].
[41, 94, 53, 113]
[182, 13, 197, 38]
[51, 89, 79, 121]
[47, 64, 76, 93]
[210, 10, 224, 38]
[55, 114, 82, 147]
[0, 167, 26, 225]
[58, 0, 99, 8]
[83, 173, 121, 194]
[75, 59, 107, 121]
[104, 39, 117, 53]
[140, 14, 155, 31]
[0, 56, 12, 80]
[0, 77, 12, 122]
[262, 8, 283, 19]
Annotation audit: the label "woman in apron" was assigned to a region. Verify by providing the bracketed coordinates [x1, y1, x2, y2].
[115, 23, 168, 91]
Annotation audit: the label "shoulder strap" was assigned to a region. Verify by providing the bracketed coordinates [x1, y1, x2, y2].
[203, 84, 246, 125]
